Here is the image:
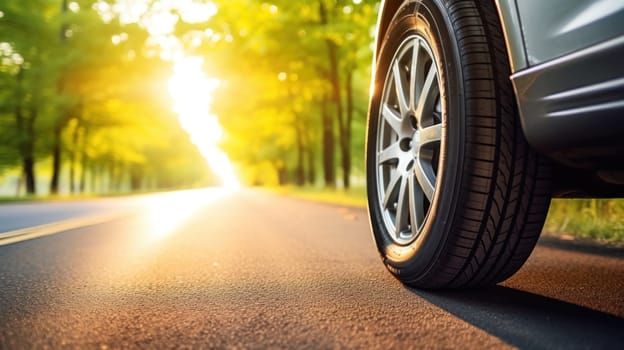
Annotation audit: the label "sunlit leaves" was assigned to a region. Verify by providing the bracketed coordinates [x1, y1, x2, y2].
[0, 0, 217, 193]
[195, 0, 378, 186]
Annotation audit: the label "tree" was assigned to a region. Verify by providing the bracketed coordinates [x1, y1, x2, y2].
[204, 0, 377, 188]
[0, 0, 66, 194]
[0, 0, 216, 195]
[0, 0, 377, 194]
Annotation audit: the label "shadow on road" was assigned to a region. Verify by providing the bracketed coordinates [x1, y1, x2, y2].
[413, 286, 624, 349]
[537, 235, 624, 258]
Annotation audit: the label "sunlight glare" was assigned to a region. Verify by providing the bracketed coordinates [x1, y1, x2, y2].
[143, 188, 228, 242]
[169, 56, 240, 189]
[92, 1, 236, 187]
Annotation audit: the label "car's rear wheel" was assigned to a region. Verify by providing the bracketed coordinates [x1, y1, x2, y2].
[366, 0, 552, 289]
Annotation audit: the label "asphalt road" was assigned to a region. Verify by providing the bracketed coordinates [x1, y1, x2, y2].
[0, 189, 623, 349]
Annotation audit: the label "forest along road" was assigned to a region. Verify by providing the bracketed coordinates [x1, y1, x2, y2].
[0, 188, 623, 349]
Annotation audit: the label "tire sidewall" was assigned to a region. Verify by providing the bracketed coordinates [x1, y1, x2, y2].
[366, 0, 466, 281]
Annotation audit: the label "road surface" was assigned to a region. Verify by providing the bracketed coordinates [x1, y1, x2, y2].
[0, 189, 623, 349]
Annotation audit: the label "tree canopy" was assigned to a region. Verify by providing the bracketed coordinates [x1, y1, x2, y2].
[0, 0, 379, 196]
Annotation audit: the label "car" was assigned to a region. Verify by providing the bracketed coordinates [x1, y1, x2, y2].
[366, 0, 624, 289]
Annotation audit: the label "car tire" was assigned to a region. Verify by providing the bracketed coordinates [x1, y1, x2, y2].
[366, 0, 552, 289]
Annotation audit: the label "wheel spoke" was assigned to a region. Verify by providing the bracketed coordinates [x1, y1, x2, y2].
[420, 124, 442, 146]
[394, 175, 409, 236]
[375, 34, 443, 244]
[382, 171, 401, 209]
[408, 174, 425, 234]
[409, 40, 420, 110]
[382, 103, 403, 135]
[414, 159, 436, 201]
[392, 59, 409, 115]
[377, 141, 401, 164]
[415, 64, 439, 125]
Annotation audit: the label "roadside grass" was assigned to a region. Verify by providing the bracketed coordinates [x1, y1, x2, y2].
[0, 196, 40, 203]
[267, 186, 368, 208]
[272, 186, 624, 243]
[0, 194, 119, 204]
[544, 199, 624, 242]
[0, 193, 111, 203]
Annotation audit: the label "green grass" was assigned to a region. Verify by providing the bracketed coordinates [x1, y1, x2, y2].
[0, 195, 38, 203]
[268, 185, 368, 208]
[0, 193, 129, 204]
[272, 186, 624, 243]
[544, 199, 624, 242]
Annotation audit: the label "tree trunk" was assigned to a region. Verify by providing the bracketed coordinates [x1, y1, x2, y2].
[79, 126, 89, 193]
[24, 110, 37, 195]
[319, 0, 348, 188]
[321, 94, 335, 187]
[275, 162, 288, 186]
[342, 69, 354, 189]
[130, 165, 142, 191]
[68, 121, 80, 193]
[51, 0, 69, 195]
[22, 157, 36, 195]
[294, 116, 305, 186]
[305, 134, 316, 185]
[49, 126, 62, 195]
[14, 67, 37, 195]
[328, 41, 348, 188]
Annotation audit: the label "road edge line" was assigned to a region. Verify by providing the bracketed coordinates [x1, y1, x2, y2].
[0, 213, 126, 247]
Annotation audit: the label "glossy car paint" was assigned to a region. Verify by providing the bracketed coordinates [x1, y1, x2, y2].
[494, 0, 527, 72]
[512, 36, 624, 165]
[507, 0, 624, 175]
[516, 0, 624, 66]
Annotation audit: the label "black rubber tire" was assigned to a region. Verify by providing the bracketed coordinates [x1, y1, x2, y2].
[366, 0, 552, 289]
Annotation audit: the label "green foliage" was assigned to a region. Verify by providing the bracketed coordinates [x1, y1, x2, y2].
[0, 0, 378, 192]
[545, 199, 624, 242]
[203, 0, 378, 186]
[0, 0, 216, 195]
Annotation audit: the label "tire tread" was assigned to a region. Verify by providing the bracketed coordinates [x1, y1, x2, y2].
[416, 0, 551, 288]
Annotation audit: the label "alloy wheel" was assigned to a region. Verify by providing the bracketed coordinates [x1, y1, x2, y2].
[375, 35, 444, 245]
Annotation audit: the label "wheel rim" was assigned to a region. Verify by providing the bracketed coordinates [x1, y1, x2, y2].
[376, 35, 444, 245]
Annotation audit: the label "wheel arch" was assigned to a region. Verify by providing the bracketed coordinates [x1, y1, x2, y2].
[374, 1, 404, 60]
[374, 1, 528, 73]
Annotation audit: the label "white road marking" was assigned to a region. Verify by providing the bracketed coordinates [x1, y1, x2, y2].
[0, 212, 126, 247]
